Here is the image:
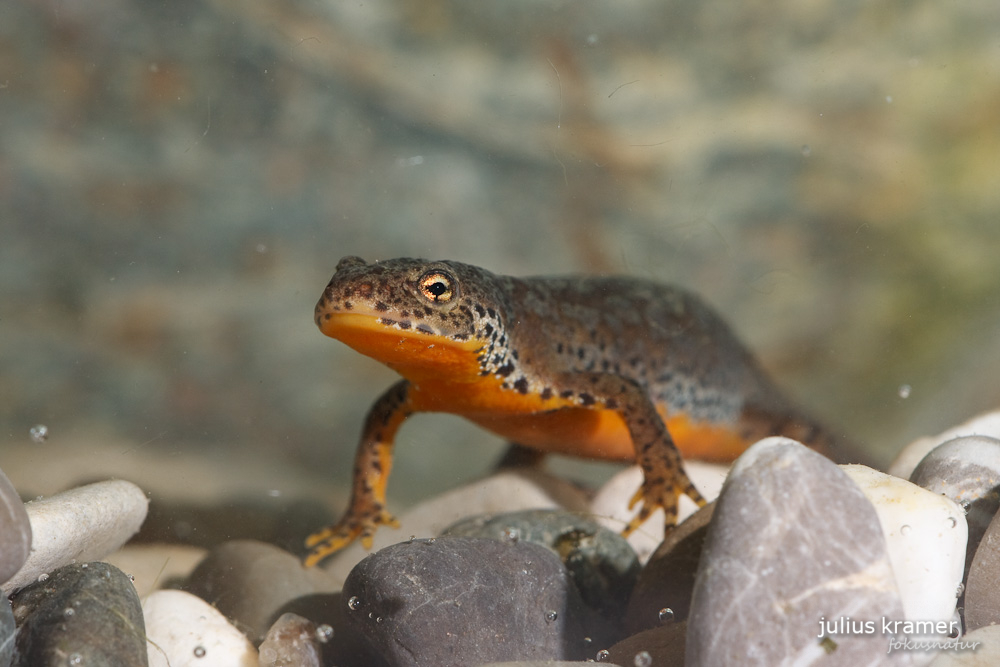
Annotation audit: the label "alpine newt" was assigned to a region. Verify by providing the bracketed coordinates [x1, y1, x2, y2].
[304, 256, 853, 566]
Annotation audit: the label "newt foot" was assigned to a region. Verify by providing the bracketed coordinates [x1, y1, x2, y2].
[303, 507, 400, 567]
[622, 476, 707, 537]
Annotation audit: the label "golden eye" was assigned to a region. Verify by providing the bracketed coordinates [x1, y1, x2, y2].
[418, 271, 455, 303]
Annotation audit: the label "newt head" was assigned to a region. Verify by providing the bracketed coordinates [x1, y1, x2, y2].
[314, 256, 512, 382]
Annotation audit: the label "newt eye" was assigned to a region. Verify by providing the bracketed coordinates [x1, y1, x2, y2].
[418, 270, 455, 303]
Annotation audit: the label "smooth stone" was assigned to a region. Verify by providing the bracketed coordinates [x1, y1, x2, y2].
[843, 464, 967, 627]
[0, 468, 31, 586]
[624, 504, 714, 634]
[891, 410, 1000, 479]
[103, 543, 208, 598]
[321, 468, 591, 585]
[2, 479, 149, 594]
[11, 562, 146, 667]
[687, 438, 916, 666]
[0, 597, 13, 667]
[143, 589, 256, 667]
[908, 435, 1000, 576]
[342, 536, 593, 666]
[184, 539, 339, 642]
[925, 623, 1000, 665]
[257, 613, 322, 667]
[590, 462, 727, 562]
[964, 508, 1000, 630]
[604, 623, 686, 667]
[443, 509, 639, 622]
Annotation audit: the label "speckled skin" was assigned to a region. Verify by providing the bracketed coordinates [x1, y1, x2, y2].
[304, 256, 848, 566]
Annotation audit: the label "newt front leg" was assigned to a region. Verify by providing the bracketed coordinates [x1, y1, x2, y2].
[304, 379, 412, 567]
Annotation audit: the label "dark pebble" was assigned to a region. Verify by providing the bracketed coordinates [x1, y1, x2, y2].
[443, 509, 639, 621]
[11, 562, 146, 667]
[342, 536, 593, 666]
[624, 503, 714, 634]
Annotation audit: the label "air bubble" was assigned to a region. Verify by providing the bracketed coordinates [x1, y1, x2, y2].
[596, 649, 610, 661]
[67, 654, 82, 666]
[956, 582, 966, 598]
[634, 651, 653, 667]
[193, 645, 206, 658]
[37, 573, 49, 583]
[503, 527, 520, 543]
[545, 610, 558, 622]
[316, 624, 334, 643]
[64, 607, 75, 617]
[30, 424, 49, 443]
[898, 384, 912, 399]
[658, 607, 674, 623]
[899, 525, 911, 536]
[948, 516, 958, 528]
[348, 596, 361, 610]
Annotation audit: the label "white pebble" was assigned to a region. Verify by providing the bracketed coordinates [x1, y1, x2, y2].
[591, 461, 727, 562]
[842, 464, 967, 628]
[2, 479, 148, 594]
[144, 590, 256, 667]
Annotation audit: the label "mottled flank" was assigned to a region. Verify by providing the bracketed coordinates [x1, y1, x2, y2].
[305, 256, 852, 566]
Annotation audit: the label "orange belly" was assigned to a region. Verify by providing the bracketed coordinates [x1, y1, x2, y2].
[465, 406, 752, 464]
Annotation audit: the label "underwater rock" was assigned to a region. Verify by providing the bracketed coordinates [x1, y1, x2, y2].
[11, 562, 146, 667]
[0, 468, 30, 586]
[687, 438, 917, 666]
[342, 536, 592, 666]
[143, 589, 255, 667]
[2, 480, 148, 594]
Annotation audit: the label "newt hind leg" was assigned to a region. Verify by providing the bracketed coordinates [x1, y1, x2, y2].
[555, 372, 707, 537]
[304, 380, 411, 568]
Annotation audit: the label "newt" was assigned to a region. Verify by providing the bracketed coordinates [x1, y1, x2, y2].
[304, 256, 854, 566]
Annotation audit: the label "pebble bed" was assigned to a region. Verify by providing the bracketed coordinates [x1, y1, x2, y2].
[4, 411, 1000, 666]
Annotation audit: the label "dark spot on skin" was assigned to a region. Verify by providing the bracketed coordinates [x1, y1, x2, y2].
[579, 393, 595, 406]
[541, 387, 553, 400]
[496, 362, 515, 377]
[577, 348, 585, 360]
[372, 459, 383, 472]
[378, 318, 398, 327]
[453, 333, 469, 341]
[512, 350, 519, 360]
[487, 308, 497, 319]
[513, 378, 528, 394]
[374, 301, 389, 312]
[416, 324, 435, 335]
[400, 310, 410, 317]
[344, 301, 353, 310]
[605, 398, 618, 409]
[484, 323, 494, 336]
[629, 357, 641, 368]
[556, 343, 564, 354]
[561, 390, 575, 399]
[324, 313, 332, 320]
[423, 307, 434, 316]
[474, 304, 485, 317]
[398, 321, 411, 330]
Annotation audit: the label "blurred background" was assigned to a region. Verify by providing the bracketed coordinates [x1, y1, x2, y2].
[2, 0, 999, 527]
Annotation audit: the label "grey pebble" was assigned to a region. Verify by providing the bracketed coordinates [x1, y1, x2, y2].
[687, 438, 917, 666]
[183, 539, 339, 642]
[10, 562, 146, 667]
[443, 509, 639, 622]
[343, 536, 593, 666]
[0, 597, 14, 667]
[910, 435, 1000, 577]
[0, 468, 31, 586]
